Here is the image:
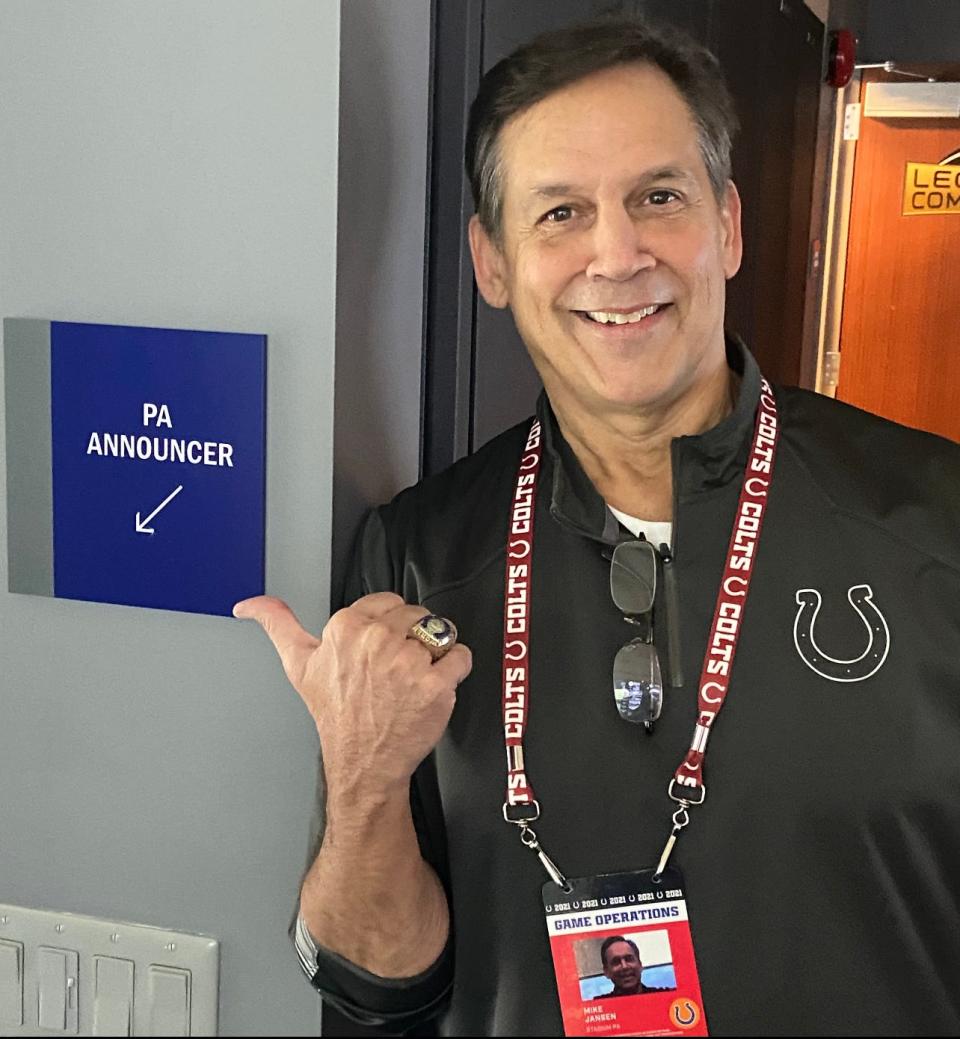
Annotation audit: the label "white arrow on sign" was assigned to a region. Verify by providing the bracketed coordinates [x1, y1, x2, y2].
[135, 485, 183, 535]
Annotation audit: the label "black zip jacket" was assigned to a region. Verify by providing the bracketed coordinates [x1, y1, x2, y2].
[311, 342, 960, 1036]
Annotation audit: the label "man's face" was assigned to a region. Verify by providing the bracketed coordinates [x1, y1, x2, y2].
[603, 940, 643, 992]
[470, 63, 742, 420]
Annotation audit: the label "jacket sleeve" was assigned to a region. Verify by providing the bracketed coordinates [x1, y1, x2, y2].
[298, 919, 453, 1029]
[294, 506, 454, 1030]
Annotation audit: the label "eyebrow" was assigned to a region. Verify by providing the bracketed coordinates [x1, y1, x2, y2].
[526, 166, 697, 203]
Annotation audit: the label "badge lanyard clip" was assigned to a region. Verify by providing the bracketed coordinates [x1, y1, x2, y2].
[503, 801, 570, 890]
[654, 782, 706, 878]
[521, 824, 570, 890]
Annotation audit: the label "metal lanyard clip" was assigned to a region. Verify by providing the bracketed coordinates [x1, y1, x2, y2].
[504, 802, 569, 889]
[518, 822, 570, 891]
[654, 781, 707, 878]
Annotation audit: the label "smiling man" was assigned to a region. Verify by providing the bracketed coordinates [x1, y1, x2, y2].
[468, 58, 741, 523]
[236, 14, 960, 1038]
[598, 936, 672, 998]
[601, 936, 645, 997]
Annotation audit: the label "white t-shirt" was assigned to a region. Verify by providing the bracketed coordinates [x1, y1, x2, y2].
[607, 505, 672, 550]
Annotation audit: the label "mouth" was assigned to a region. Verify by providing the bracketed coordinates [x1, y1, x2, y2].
[573, 303, 672, 331]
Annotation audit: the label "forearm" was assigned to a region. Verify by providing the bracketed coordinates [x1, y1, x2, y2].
[299, 784, 450, 978]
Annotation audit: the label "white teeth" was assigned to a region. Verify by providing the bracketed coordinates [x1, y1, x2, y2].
[586, 305, 661, 324]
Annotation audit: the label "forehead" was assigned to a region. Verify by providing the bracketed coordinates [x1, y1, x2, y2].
[606, 941, 638, 959]
[497, 63, 703, 201]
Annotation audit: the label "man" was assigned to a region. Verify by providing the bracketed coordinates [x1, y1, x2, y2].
[597, 936, 671, 998]
[235, 16, 960, 1037]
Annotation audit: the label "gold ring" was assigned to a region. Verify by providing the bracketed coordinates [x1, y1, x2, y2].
[408, 614, 458, 661]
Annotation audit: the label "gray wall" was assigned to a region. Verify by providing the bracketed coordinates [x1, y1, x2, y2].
[332, 0, 430, 609]
[0, 1, 340, 1034]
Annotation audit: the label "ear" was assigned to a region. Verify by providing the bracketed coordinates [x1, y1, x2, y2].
[720, 180, 743, 280]
[468, 215, 510, 309]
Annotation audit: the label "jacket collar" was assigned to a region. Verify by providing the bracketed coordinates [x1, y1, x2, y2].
[537, 336, 762, 544]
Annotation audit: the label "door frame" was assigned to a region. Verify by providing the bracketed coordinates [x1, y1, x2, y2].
[810, 70, 863, 397]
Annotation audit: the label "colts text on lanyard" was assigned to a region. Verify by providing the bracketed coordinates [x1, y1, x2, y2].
[503, 420, 542, 804]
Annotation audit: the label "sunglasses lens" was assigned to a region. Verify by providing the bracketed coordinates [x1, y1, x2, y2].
[613, 638, 663, 724]
[610, 540, 657, 615]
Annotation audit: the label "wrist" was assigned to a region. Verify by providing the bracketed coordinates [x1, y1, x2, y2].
[325, 778, 412, 832]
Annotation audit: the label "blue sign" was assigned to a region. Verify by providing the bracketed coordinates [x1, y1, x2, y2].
[50, 322, 266, 616]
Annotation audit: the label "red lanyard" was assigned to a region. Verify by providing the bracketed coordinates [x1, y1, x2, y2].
[501, 419, 543, 815]
[500, 380, 781, 879]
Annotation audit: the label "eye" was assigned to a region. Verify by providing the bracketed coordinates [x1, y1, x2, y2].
[541, 205, 574, 224]
[647, 189, 682, 206]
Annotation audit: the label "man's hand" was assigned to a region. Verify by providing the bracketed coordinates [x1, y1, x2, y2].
[233, 593, 472, 801]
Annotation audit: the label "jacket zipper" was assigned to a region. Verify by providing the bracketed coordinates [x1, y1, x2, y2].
[658, 545, 684, 689]
[660, 438, 684, 688]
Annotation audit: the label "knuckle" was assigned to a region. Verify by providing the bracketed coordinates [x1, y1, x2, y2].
[323, 609, 347, 635]
[325, 606, 360, 640]
[436, 685, 457, 716]
[425, 669, 454, 698]
[378, 616, 408, 647]
[397, 638, 430, 671]
[255, 597, 288, 626]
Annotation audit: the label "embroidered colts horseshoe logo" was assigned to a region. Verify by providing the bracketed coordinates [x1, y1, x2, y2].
[793, 585, 890, 682]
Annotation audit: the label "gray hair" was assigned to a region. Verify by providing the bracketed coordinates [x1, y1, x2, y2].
[465, 17, 739, 244]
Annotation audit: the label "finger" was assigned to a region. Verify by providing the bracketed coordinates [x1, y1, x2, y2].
[233, 595, 319, 664]
[337, 596, 457, 655]
[348, 591, 410, 619]
[334, 602, 432, 640]
[430, 644, 473, 686]
[376, 603, 439, 639]
[383, 607, 464, 659]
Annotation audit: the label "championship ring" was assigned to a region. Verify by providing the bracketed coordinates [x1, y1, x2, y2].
[407, 614, 458, 660]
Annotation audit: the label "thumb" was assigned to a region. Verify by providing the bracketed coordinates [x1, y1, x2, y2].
[233, 595, 319, 678]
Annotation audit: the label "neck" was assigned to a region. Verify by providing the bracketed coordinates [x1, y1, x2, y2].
[552, 362, 737, 523]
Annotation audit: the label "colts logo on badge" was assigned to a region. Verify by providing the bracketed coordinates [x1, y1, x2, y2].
[669, 998, 702, 1030]
[793, 585, 890, 682]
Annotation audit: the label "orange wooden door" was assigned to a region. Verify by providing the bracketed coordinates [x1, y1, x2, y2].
[837, 73, 960, 442]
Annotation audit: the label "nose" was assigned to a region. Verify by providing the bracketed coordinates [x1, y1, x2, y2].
[584, 203, 656, 282]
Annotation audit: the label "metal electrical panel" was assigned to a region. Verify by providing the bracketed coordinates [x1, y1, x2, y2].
[0, 904, 218, 1036]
